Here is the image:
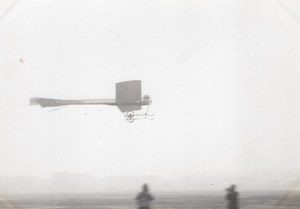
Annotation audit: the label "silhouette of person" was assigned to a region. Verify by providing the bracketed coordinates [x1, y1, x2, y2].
[135, 184, 154, 209]
[225, 185, 239, 209]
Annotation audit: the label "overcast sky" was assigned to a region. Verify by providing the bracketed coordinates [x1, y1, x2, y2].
[0, 0, 300, 191]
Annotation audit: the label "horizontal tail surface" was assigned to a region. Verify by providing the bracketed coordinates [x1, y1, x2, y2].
[30, 97, 66, 107]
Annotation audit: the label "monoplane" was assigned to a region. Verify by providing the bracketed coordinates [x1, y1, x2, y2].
[30, 80, 153, 122]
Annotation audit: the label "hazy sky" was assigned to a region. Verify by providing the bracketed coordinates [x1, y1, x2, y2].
[0, 0, 300, 190]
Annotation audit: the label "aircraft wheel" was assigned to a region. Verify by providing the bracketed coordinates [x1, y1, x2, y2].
[125, 111, 135, 123]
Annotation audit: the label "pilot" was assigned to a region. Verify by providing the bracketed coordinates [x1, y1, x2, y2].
[143, 95, 150, 103]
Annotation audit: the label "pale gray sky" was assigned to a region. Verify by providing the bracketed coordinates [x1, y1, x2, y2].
[0, 0, 300, 191]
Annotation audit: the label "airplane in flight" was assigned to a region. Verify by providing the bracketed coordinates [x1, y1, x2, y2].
[30, 80, 153, 122]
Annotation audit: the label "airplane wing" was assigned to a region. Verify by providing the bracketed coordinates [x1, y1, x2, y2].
[116, 80, 142, 112]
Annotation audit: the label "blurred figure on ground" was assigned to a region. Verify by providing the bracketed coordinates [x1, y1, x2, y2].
[225, 184, 239, 209]
[135, 184, 154, 209]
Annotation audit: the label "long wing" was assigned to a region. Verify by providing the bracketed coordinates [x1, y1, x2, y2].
[116, 80, 142, 112]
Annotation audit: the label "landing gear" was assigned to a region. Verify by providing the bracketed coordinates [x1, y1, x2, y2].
[125, 111, 135, 123]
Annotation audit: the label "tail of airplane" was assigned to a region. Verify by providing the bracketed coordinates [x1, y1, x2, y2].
[30, 97, 63, 107]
